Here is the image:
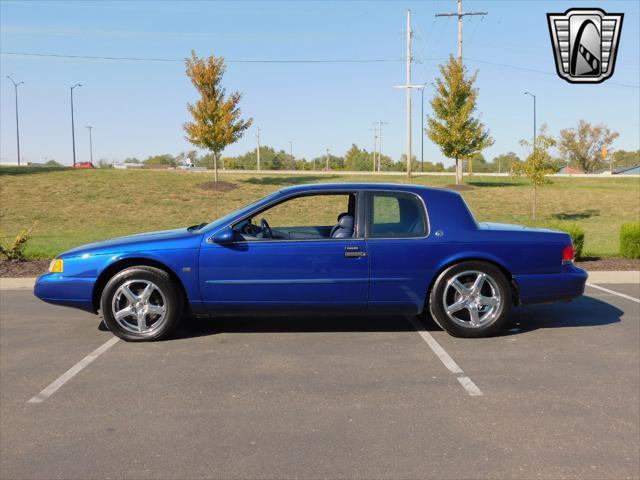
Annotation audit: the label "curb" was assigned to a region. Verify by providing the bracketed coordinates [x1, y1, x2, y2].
[1, 271, 638, 291]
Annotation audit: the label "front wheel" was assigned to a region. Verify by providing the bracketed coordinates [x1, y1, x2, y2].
[429, 261, 512, 338]
[100, 266, 182, 341]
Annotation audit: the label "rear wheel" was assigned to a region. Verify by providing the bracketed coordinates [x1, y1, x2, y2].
[429, 261, 511, 338]
[100, 266, 182, 341]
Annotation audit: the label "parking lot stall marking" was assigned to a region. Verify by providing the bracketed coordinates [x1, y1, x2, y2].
[27, 336, 120, 404]
[587, 283, 640, 304]
[408, 316, 484, 396]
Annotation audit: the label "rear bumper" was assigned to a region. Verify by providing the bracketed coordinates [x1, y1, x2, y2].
[514, 264, 588, 305]
[34, 273, 96, 313]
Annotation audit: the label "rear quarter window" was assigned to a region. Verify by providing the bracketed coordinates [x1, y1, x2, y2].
[369, 192, 427, 238]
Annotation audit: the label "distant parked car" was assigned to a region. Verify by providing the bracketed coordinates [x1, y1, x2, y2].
[34, 183, 587, 341]
[73, 162, 94, 169]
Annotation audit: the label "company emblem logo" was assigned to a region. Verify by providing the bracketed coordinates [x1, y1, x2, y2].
[547, 8, 624, 84]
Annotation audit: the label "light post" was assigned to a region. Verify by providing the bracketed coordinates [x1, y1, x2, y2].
[524, 91, 536, 150]
[419, 83, 427, 172]
[86, 126, 94, 166]
[6, 76, 24, 166]
[70, 83, 82, 167]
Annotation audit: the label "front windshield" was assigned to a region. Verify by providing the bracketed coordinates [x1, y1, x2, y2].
[200, 191, 281, 233]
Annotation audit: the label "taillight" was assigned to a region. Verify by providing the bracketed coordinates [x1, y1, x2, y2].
[562, 245, 574, 264]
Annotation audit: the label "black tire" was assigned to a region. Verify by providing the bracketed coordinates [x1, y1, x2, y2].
[100, 266, 182, 342]
[428, 261, 512, 338]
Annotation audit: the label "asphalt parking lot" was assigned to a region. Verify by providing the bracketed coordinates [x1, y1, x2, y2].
[1, 283, 638, 480]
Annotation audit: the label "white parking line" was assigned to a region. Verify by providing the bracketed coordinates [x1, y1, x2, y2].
[27, 336, 119, 404]
[587, 283, 640, 304]
[408, 316, 483, 397]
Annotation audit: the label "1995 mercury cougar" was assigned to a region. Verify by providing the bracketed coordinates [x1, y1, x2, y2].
[35, 183, 587, 341]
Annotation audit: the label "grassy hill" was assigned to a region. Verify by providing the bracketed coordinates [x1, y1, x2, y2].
[1, 167, 638, 258]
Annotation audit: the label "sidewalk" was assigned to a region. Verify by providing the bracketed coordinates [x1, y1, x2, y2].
[2, 271, 638, 291]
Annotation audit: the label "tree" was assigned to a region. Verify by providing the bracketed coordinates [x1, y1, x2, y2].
[427, 56, 493, 185]
[184, 51, 252, 182]
[512, 125, 556, 220]
[144, 154, 176, 167]
[558, 120, 619, 173]
[491, 152, 520, 174]
[612, 149, 640, 170]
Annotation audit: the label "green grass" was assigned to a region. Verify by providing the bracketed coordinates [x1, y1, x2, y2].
[1, 167, 638, 258]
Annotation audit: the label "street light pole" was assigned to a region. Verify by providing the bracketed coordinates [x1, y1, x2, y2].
[419, 84, 427, 172]
[524, 91, 536, 149]
[6, 76, 24, 166]
[70, 83, 82, 167]
[86, 126, 94, 166]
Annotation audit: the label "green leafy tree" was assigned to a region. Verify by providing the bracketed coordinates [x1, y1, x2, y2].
[612, 149, 640, 170]
[344, 144, 372, 171]
[491, 152, 520, 173]
[558, 120, 619, 173]
[427, 56, 493, 184]
[512, 125, 556, 220]
[184, 51, 252, 182]
[144, 154, 176, 167]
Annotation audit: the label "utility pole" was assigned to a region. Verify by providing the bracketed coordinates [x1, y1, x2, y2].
[524, 92, 536, 150]
[86, 126, 94, 166]
[374, 121, 388, 172]
[255, 126, 261, 171]
[289, 140, 293, 160]
[369, 126, 379, 173]
[70, 83, 82, 167]
[6, 76, 24, 166]
[435, 0, 488, 64]
[436, 1, 487, 179]
[325, 148, 330, 171]
[394, 10, 415, 177]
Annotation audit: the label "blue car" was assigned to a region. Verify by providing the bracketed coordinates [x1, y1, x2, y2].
[34, 183, 587, 341]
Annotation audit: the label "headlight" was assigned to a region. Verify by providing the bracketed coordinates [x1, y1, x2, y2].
[49, 259, 64, 273]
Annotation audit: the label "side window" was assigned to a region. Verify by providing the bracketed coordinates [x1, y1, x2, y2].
[233, 193, 357, 241]
[369, 193, 426, 238]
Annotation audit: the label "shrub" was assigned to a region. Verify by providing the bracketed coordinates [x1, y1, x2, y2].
[620, 223, 640, 259]
[0, 225, 35, 260]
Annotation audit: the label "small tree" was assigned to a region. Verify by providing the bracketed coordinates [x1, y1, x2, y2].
[513, 125, 556, 220]
[427, 56, 493, 184]
[184, 51, 252, 182]
[558, 120, 619, 173]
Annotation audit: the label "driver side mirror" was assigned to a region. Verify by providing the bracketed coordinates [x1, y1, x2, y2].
[211, 226, 235, 244]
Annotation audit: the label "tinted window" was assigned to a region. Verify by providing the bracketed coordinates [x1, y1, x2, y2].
[370, 193, 426, 238]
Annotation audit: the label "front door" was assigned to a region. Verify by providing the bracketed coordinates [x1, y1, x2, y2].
[198, 192, 369, 313]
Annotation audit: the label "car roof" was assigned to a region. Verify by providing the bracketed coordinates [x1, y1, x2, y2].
[278, 182, 457, 197]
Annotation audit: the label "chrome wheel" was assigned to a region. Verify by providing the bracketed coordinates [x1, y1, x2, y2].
[442, 270, 501, 329]
[111, 279, 167, 334]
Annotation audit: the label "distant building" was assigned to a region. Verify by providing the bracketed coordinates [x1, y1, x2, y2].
[613, 164, 640, 175]
[558, 165, 584, 174]
[113, 163, 144, 169]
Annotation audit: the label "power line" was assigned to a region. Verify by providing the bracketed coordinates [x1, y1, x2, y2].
[1, 51, 405, 64]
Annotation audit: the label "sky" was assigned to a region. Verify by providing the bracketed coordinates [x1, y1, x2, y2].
[1, 0, 639, 167]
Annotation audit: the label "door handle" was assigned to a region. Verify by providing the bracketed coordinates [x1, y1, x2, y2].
[344, 249, 367, 258]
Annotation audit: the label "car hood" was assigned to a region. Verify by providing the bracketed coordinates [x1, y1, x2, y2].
[59, 227, 202, 258]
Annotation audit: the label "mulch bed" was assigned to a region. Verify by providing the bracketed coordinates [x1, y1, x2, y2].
[198, 181, 238, 192]
[0, 260, 51, 278]
[2, 256, 638, 278]
[575, 256, 640, 271]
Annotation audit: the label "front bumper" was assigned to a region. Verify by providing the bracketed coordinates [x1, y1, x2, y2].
[34, 273, 97, 313]
[514, 264, 588, 305]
